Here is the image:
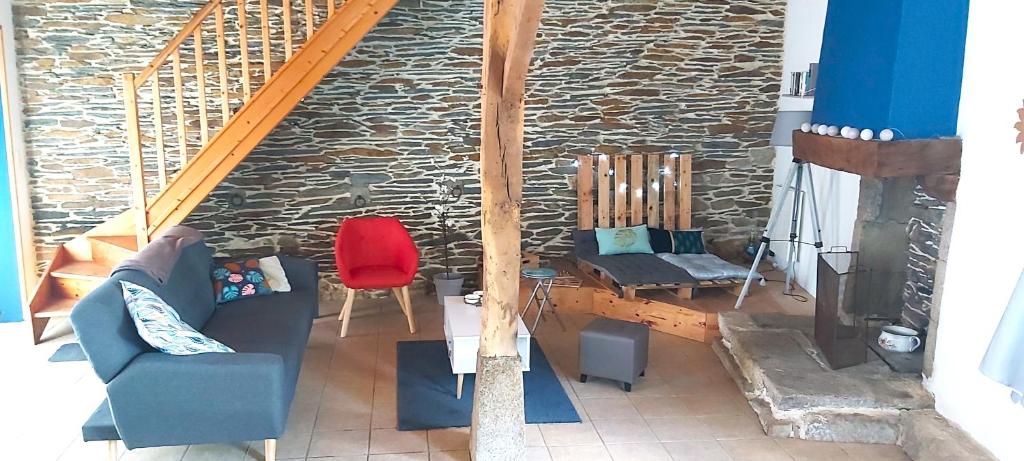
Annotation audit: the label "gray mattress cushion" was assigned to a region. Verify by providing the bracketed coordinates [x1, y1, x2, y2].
[574, 230, 697, 286]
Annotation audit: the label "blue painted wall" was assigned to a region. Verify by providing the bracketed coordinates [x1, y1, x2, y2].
[0, 81, 23, 322]
[812, 0, 970, 139]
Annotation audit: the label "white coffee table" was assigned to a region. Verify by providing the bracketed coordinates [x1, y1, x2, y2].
[443, 296, 531, 399]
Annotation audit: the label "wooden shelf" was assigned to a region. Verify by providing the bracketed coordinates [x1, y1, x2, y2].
[792, 130, 962, 178]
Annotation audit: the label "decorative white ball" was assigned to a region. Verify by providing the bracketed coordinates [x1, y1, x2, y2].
[846, 128, 860, 140]
[827, 125, 840, 136]
[811, 123, 820, 132]
[817, 124, 829, 135]
[879, 129, 895, 141]
[860, 129, 874, 141]
[840, 126, 851, 137]
[800, 122, 812, 133]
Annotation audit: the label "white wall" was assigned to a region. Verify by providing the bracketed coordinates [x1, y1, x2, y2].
[769, 0, 860, 295]
[927, 2, 1024, 460]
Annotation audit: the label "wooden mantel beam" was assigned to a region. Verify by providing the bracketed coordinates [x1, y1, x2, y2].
[471, 0, 544, 459]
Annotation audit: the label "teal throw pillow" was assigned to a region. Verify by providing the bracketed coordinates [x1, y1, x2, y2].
[120, 281, 234, 355]
[596, 225, 655, 255]
[672, 229, 706, 254]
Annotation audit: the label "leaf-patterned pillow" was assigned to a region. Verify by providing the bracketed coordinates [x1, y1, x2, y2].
[120, 281, 234, 355]
[212, 258, 274, 303]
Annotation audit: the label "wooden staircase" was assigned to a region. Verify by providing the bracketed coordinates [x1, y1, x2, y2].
[27, 0, 398, 343]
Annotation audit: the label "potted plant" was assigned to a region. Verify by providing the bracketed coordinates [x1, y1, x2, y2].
[432, 177, 464, 304]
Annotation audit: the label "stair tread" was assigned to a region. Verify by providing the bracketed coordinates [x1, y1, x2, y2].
[33, 297, 77, 318]
[51, 260, 112, 280]
[89, 235, 138, 252]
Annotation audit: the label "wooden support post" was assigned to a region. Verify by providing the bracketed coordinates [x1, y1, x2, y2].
[122, 73, 150, 249]
[471, 0, 544, 459]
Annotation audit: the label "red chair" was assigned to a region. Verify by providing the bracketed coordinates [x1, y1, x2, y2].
[335, 216, 419, 337]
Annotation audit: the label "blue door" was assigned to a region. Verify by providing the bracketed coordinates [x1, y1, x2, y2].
[0, 80, 23, 322]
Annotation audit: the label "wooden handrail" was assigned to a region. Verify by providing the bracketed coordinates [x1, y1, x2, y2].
[133, 0, 222, 89]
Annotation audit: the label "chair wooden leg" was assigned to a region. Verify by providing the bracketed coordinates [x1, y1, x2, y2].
[265, 439, 277, 461]
[401, 285, 416, 333]
[107, 440, 118, 461]
[339, 288, 356, 338]
[677, 287, 694, 299]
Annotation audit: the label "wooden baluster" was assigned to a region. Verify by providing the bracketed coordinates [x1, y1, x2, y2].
[193, 28, 209, 145]
[304, 0, 314, 38]
[150, 75, 168, 188]
[122, 73, 150, 249]
[215, 4, 230, 124]
[238, 0, 252, 101]
[282, 0, 293, 59]
[171, 49, 188, 167]
[259, 0, 272, 80]
[327, 0, 335, 18]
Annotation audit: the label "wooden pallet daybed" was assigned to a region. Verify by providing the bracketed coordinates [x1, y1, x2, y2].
[519, 258, 728, 343]
[574, 153, 746, 300]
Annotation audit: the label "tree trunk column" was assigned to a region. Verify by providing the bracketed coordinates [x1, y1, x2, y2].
[470, 0, 544, 459]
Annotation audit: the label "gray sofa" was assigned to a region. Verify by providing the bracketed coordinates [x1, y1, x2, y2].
[70, 239, 319, 451]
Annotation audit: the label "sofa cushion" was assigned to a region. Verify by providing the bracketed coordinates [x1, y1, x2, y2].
[71, 241, 218, 383]
[213, 258, 274, 303]
[595, 225, 654, 255]
[82, 399, 119, 442]
[671, 229, 707, 254]
[202, 291, 316, 349]
[121, 281, 234, 355]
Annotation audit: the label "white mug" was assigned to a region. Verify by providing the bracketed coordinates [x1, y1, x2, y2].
[878, 325, 922, 353]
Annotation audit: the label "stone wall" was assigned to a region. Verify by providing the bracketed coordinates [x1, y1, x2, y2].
[14, 0, 786, 297]
[902, 187, 946, 331]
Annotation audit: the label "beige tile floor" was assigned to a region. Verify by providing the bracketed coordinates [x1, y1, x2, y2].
[0, 286, 911, 461]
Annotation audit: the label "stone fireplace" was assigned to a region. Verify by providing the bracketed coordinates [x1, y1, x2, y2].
[713, 132, 962, 444]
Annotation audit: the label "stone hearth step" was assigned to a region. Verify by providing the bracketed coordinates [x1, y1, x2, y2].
[714, 312, 933, 444]
[899, 410, 996, 461]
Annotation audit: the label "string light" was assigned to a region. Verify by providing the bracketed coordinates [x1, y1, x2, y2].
[652, 181, 661, 191]
[635, 188, 643, 198]
[670, 152, 680, 159]
[618, 183, 627, 192]
[609, 169, 615, 176]
[572, 159, 580, 167]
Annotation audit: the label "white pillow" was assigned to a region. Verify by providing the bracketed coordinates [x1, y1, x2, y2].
[258, 256, 292, 292]
[120, 281, 234, 355]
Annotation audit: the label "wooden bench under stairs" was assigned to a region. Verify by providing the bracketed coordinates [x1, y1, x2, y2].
[27, 0, 398, 343]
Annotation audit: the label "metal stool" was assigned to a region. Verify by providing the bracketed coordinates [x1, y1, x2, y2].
[520, 267, 567, 333]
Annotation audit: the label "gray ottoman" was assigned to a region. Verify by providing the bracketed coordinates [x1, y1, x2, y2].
[579, 318, 650, 391]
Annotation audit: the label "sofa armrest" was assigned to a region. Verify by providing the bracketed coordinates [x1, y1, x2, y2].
[106, 352, 287, 449]
[277, 255, 319, 293]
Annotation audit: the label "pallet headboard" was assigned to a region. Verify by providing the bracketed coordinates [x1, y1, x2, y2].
[576, 153, 692, 231]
